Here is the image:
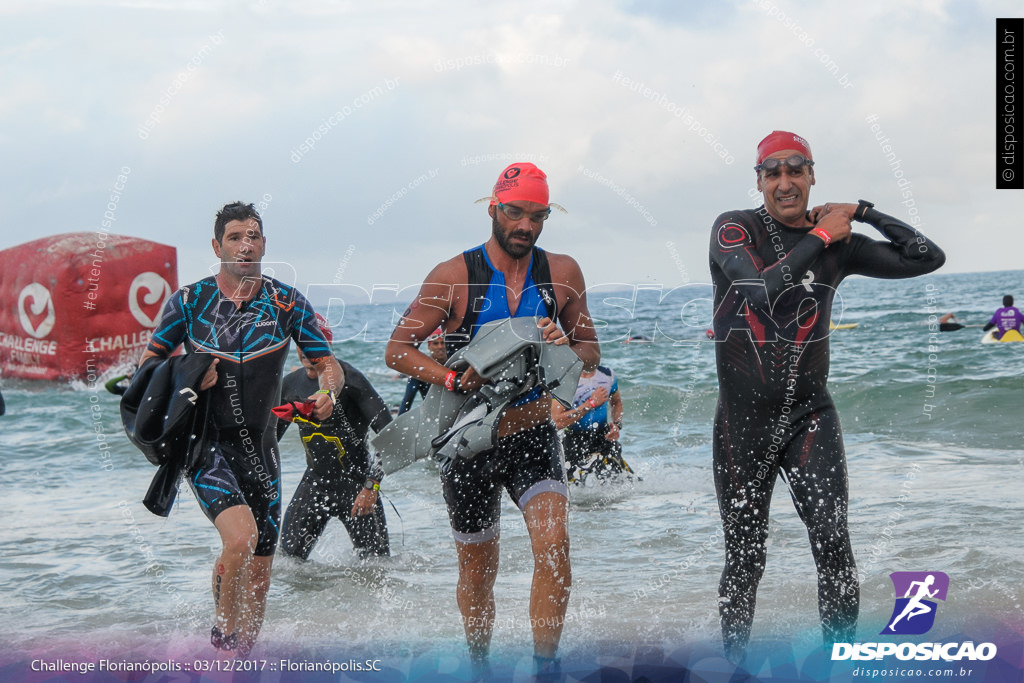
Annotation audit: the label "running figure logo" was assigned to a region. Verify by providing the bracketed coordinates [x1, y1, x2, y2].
[882, 571, 949, 635]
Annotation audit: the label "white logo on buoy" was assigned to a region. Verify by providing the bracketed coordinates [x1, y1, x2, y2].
[129, 272, 171, 327]
[18, 283, 56, 339]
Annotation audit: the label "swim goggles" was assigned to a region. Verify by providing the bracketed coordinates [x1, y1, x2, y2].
[754, 155, 814, 175]
[496, 202, 552, 223]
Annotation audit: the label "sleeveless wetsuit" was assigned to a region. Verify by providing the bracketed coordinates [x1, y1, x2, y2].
[445, 244, 556, 355]
[441, 245, 565, 544]
[709, 205, 945, 654]
[147, 275, 332, 555]
[277, 360, 392, 559]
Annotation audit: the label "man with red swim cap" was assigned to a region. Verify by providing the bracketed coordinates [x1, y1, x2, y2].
[708, 132, 946, 661]
[488, 161, 552, 207]
[386, 163, 599, 675]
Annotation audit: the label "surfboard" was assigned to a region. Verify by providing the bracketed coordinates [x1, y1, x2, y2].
[981, 328, 1024, 344]
[829, 321, 860, 330]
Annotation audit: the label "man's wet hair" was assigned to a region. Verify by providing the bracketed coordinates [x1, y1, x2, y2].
[1004, 295, 1014, 307]
[214, 202, 264, 243]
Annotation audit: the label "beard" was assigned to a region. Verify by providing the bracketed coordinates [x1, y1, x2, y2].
[491, 214, 535, 259]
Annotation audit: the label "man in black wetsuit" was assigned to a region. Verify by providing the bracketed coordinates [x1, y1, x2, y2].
[277, 320, 392, 560]
[709, 131, 945, 660]
[141, 202, 343, 656]
[385, 163, 599, 675]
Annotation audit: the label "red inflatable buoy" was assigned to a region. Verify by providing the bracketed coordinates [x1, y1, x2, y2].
[0, 232, 177, 380]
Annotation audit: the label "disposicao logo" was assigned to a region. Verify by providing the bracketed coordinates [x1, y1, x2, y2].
[831, 571, 997, 662]
[882, 571, 948, 635]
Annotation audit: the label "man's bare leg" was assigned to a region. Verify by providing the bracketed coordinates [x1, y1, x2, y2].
[235, 554, 273, 655]
[212, 505, 258, 654]
[523, 491, 571, 660]
[454, 537, 500, 664]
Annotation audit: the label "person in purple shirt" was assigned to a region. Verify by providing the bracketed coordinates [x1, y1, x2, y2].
[983, 295, 1024, 339]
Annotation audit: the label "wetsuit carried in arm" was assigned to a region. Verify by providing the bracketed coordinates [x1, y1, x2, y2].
[441, 244, 564, 544]
[709, 203, 945, 654]
[146, 275, 332, 556]
[277, 360, 392, 559]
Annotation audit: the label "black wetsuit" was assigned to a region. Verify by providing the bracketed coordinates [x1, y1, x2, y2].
[709, 204, 944, 655]
[277, 361, 392, 559]
[147, 276, 332, 556]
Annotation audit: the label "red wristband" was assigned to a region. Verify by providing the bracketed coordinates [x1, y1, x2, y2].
[444, 370, 458, 391]
[811, 228, 832, 246]
[587, 399, 597, 409]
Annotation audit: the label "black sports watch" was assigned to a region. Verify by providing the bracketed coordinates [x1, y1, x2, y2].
[363, 478, 380, 492]
[855, 199, 874, 221]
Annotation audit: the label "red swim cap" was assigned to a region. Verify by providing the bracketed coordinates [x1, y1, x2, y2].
[756, 131, 813, 165]
[315, 313, 334, 343]
[490, 162, 549, 206]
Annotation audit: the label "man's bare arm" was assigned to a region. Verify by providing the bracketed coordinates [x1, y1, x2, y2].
[385, 259, 459, 384]
[550, 254, 600, 371]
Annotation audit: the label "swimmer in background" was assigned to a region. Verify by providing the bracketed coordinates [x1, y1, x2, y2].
[938, 313, 964, 332]
[551, 365, 632, 483]
[983, 295, 1024, 340]
[277, 316, 392, 560]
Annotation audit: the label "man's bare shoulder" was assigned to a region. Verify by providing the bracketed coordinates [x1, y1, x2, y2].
[543, 250, 584, 284]
[422, 253, 469, 287]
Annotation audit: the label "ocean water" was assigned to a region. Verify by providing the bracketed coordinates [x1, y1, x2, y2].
[1, 269, 1022, 678]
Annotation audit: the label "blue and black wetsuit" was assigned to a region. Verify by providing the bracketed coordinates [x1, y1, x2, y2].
[709, 205, 944, 655]
[440, 244, 565, 544]
[445, 244, 558, 355]
[277, 360, 392, 559]
[563, 366, 623, 481]
[147, 275, 332, 556]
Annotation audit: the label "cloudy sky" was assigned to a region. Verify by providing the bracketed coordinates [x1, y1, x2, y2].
[1, 0, 1020, 296]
